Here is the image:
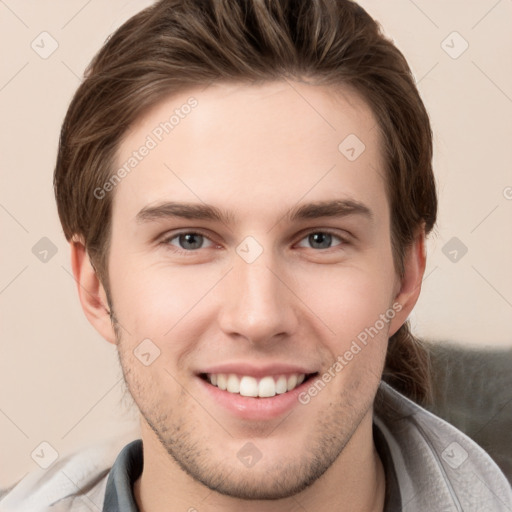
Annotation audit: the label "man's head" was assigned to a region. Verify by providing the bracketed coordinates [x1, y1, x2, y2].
[54, 0, 436, 502]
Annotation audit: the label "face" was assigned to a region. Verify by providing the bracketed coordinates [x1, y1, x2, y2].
[105, 81, 403, 499]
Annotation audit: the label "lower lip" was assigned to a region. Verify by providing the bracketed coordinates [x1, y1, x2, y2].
[197, 376, 314, 421]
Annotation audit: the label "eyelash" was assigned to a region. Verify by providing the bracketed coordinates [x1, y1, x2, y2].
[160, 229, 349, 256]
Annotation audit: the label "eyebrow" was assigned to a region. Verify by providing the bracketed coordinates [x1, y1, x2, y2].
[135, 199, 373, 225]
[285, 199, 373, 223]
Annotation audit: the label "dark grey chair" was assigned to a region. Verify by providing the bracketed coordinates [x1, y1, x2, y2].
[425, 342, 512, 483]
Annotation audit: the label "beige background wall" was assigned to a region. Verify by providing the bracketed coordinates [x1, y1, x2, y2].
[1, 0, 511, 489]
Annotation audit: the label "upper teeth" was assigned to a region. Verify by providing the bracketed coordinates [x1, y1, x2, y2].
[208, 373, 306, 398]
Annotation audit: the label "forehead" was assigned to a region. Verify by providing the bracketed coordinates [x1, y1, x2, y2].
[112, 81, 387, 225]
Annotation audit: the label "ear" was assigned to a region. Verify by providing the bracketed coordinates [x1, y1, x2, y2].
[387, 226, 427, 337]
[70, 237, 117, 345]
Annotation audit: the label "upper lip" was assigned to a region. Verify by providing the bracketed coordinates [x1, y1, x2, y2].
[197, 362, 318, 378]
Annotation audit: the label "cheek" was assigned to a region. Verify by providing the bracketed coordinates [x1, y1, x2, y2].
[302, 263, 396, 338]
[109, 259, 224, 343]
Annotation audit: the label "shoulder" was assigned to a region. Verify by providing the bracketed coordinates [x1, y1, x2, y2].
[0, 431, 139, 512]
[374, 381, 512, 511]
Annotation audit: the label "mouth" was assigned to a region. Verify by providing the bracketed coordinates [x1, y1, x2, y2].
[199, 372, 319, 398]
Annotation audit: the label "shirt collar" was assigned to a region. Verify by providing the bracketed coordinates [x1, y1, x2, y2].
[102, 439, 142, 512]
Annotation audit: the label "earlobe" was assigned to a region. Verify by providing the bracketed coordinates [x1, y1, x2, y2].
[70, 237, 117, 345]
[388, 227, 427, 338]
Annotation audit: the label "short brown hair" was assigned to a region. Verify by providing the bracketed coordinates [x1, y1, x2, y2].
[54, 0, 437, 404]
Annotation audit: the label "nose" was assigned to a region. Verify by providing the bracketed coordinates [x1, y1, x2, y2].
[217, 248, 298, 346]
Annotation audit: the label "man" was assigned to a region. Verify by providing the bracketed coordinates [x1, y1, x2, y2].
[2, 0, 511, 511]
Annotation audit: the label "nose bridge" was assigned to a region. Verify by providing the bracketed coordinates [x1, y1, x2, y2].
[218, 243, 296, 343]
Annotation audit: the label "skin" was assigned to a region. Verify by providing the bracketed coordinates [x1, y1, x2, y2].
[72, 80, 426, 512]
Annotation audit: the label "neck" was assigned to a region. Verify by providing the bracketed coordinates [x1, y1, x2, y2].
[134, 410, 385, 512]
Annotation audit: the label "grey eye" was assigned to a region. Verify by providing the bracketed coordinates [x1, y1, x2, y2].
[166, 232, 215, 251]
[297, 232, 343, 250]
